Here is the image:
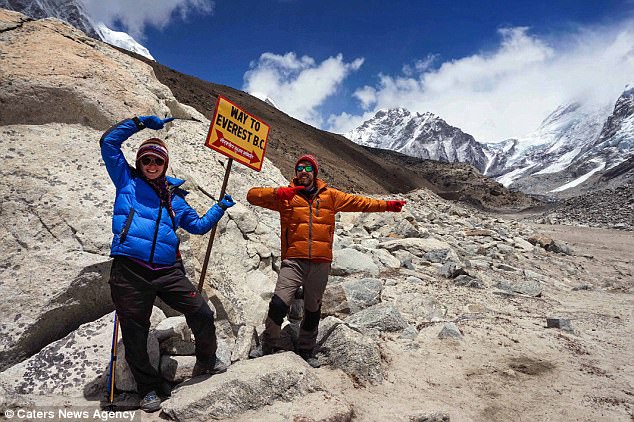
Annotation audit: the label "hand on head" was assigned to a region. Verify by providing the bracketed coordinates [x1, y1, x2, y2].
[139, 116, 174, 130]
[386, 200, 406, 212]
[276, 185, 304, 201]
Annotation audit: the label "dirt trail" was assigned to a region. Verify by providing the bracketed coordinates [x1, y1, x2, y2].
[317, 223, 634, 421]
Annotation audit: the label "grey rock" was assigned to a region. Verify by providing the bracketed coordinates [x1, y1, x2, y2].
[547, 240, 574, 255]
[546, 318, 573, 331]
[160, 336, 196, 356]
[379, 237, 454, 258]
[371, 248, 402, 269]
[342, 277, 383, 313]
[513, 237, 535, 251]
[400, 325, 419, 340]
[322, 283, 351, 317]
[410, 411, 451, 422]
[0, 312, 113, 397]
[160, 355, 196, 384]
[154, 316, 190, 342]
[497, 279, 543, 297]
[454, 275, 484, 288]
[332, 248, 380, 276]
[523, 269, 544, 280]
[316, 316, 345, 346]
[383, 284, 448, 323]
[496, 263, 518, 272]
[438, 323, 463, 340]
[423, 249, 451, 263]
[439, 261, 469, 278]
[161, 353, 323, 421]
[345, 303, 408, 332]
[231, 325, 258, 363]
[221, 391, 353, 422]
[318, 324, 384, 385]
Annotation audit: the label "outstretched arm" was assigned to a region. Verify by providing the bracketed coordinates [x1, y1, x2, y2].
[332, 189, 388, 213]
[179, 194, 235, 234]
[247, 187, 284, 211]
[99, 115, 173, 188]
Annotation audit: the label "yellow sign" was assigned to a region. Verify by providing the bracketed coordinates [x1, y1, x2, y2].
[205, 96, 270, 171]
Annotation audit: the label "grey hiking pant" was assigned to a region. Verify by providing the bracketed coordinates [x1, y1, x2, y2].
[264, 259, 330, 352]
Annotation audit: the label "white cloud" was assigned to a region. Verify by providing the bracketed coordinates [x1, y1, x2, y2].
[328, 21, 634, 142]
[402, 54, 438, 77]
[243, 52, 364, 127]
[81, 0, 214, 39]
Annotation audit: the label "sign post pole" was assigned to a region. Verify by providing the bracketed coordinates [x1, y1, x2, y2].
[197, 157, 233, 292]
[197, 95, 270, 293]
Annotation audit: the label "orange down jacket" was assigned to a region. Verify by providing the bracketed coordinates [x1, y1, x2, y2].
[247, 179, 387, 262]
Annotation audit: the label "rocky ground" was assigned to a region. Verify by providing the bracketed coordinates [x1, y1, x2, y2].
[2, 186, 632, 421]
[529, 185, 634, 231]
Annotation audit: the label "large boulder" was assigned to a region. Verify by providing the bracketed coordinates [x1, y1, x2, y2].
[0, 312, 113, 398]
[345, 303, 408, 333]
[161, 352, 324, 421]
[220, 391, 353, 422]
[318, 324, 384, 385]
[331, 248, 380, 276]
[342, 277, 383, 313]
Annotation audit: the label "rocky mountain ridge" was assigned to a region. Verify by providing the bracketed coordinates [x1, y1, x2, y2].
[0, 0, 153, 59]
[347, 93, 633, 197]
[347, 108, 489, 172]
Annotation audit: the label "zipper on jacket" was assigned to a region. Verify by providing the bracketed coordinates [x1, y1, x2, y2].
[119, 208, 135, 243]
[315, 199, 320, 217]
[148, 204, 163, 264]
[308, 202, 313, 259]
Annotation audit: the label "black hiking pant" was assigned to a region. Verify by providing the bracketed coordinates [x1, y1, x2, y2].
[109, 256, 217, 396]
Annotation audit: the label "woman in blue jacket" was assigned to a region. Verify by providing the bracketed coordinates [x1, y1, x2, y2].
[100, 115, 234, 412]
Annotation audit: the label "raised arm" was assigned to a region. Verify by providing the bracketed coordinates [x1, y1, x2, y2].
[99, 116, 173, 188]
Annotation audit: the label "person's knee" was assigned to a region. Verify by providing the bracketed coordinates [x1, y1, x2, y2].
[267, 294, 289, 326]
[301, 308, 321, 331]
[191, 302, 215, 321]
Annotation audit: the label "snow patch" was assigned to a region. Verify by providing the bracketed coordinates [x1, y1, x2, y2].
[95, 23, 154, 61]
[549, 161, 606, 193]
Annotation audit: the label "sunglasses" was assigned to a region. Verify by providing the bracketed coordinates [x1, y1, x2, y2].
[140, 156, 165, 166]
[296, 165, 313, 172]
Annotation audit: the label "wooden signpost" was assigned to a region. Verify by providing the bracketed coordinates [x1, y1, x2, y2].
[197, 96, 270, 291]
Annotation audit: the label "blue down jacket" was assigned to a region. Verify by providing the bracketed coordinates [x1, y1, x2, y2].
[100, 118, 225, 265]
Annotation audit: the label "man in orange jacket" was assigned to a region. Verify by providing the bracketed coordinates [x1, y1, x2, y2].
[247, 154, 405, 367]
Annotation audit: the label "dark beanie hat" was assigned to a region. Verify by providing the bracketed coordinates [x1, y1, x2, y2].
[136, 138, 169, 175]
[295, 154, 319, 178]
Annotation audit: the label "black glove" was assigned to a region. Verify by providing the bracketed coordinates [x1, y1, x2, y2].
[134, 115, 174, 130]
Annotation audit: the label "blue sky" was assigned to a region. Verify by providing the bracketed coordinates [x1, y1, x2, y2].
[84, 0, 634, 142]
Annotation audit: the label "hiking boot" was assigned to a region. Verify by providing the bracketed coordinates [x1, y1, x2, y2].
[139, 390, 161, 413]
[192, 357, 228, 377]
[297, 350, 321, 368]
[248, 341, 274, 359]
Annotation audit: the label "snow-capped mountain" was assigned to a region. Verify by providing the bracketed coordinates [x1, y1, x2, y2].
[346, 108, 488, 172]
[0, 0, 154, 60]
[486, 101, 612, 187]
[249, 91, 280, 109]
[346, 86, 633, 196]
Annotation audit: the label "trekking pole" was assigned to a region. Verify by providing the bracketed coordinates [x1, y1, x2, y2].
[107, 312, 119, 405]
